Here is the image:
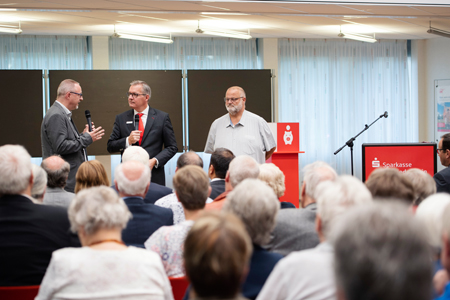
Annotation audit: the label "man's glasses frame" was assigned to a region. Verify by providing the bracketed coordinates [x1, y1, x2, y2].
[70, 91, 83, 97]
[224, 97, 243, 103]
[127, 92, 147, 98]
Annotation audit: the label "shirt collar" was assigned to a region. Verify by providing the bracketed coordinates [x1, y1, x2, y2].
[55, 100, 72, 117]
[134, 105, 149, 116]
[226, 110, 247, 128]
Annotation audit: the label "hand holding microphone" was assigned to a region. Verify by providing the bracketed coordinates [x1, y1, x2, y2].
[128, 114, 142, 145]
[84, 110, 105, 142]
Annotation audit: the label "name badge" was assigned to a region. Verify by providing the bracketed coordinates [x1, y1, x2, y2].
[126, 121, 133, 124]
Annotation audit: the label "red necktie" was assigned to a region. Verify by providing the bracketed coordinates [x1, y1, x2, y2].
[137, 113, 144, 145]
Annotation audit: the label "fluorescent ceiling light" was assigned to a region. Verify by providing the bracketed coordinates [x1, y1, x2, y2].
[195, 21, 252, 39]
[0, 8, 17, 11]
[427, 27, 450, 38]
[113, 32, 173, 44]
[338, 32, 377, 43]
[0, 26, 21, 33]
[201, 12, 249, 15]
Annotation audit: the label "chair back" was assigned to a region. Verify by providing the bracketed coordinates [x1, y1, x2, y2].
[169, 276, 190, 300]
[0, 285, 40, 300]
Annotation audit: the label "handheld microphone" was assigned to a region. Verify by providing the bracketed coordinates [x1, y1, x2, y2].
[380, 111, 388, 118]
[134, 115, 140, 131]
[85, 110, 92, 132]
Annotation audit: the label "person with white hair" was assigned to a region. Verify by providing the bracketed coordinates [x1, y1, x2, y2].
[332, 202, 432, 300]
[0, 145, 79, 286]
[405, 168, 437, 208]
[35, 186, 174, 300]
[41, 155, 74, 208]
[121, 146, 172, 204]
[258, 163, 295, 209]
[257, 175, 372, 300]
[223, 178, 282, 299]
[264, 161, 337, 256]
[31, 164, 47, 203]
[205, 155, 260, 211]
[115, 161, 173, 248]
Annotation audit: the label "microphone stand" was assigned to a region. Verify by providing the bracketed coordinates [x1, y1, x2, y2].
[334, 113, 387, 176]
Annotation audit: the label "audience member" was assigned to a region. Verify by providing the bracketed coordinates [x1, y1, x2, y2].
[41, 155, 74, 208]
[265, 161, 337, 256]
[365, 167, 415, 203]
[121, 146, 172, 204]
[74, 160, 110, 193]
[184, 212, 252, 300]
[145, 165, 210, 277]
[405, 168, 437, 208]
[332, 202, 432, 300]
[257, 175, 372, 300]
[31, 164, 47, 203]
[435, 133, 450, 193]
[35, 186, 173, 300]
[436, 203, 450, 299]
[205, 155, 260, 211]
[415, 193, 450, 297]
[258, 163, 295, 209]
[155, 151, 212, 224]
[208, 147, 235, 199]
[115, 161, 173, 248]
[0, 145, 79, 286]
[223, 179, 282, 299]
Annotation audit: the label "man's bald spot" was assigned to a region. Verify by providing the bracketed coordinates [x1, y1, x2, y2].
[44, 156, 67, 171]
[122, 161, 145, 182]
[226, 86, 246, 98]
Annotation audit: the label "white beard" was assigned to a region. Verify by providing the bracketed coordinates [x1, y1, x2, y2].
[226, 102, 243, 116]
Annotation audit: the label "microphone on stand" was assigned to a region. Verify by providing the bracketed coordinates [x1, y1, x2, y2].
[381, 111, 388, 118]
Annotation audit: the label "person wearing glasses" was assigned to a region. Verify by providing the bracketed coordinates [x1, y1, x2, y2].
[41, 79, 105, 193]
[434, 133, 450, 193]
[204, 86, 276, 164]
[107, 80, 177, 186]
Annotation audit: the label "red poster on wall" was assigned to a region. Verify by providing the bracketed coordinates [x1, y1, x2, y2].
[362, 143, 437, 182]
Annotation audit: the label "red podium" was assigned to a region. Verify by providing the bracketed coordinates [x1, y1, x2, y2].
[267, 123, 304, 208]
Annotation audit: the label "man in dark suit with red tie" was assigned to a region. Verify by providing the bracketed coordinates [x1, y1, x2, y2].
[107, 80, 178, 186]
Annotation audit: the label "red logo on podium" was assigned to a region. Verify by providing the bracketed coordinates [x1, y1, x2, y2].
[277, 123, 299, 152]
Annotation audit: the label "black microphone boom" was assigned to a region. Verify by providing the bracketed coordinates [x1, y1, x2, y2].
[134, 115, 140, 131]
[85, 110, 92, 132]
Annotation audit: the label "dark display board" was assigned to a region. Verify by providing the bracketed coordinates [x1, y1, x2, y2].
[187, 70, 272, 151]
[49, 70, 183, 156]
[0, 70, 43, 157]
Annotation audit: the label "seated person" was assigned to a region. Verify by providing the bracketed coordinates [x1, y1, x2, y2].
[74, 160, 110, 193]
[258, 163, 295, 209]
[35, 186, 174, 300]
[145, 165, 210, 277]
[184, 211, 252, 300]
[31, 164, 47, 203]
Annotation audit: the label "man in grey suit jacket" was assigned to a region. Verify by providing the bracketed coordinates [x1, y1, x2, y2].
[41, 156, 75, 208]
[265, 161, 337, 256]
[41, 79, 105, 192]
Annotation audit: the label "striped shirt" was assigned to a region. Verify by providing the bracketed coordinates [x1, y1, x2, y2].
[204, 110, 276, 164]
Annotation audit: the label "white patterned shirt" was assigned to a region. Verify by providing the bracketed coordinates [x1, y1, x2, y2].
[144, 220, 194, 277]
[155, 193, 213, 225]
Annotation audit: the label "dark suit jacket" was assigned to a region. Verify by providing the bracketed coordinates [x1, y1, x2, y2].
[210, 179, 225, 200]
[112, 183, 172, 205]
[122, 196, 174, 248]
[107, 107, 178, 185]
[0, 194, 80, 286]
[434, 166, 450, 194]
[41, 102, 92, 192]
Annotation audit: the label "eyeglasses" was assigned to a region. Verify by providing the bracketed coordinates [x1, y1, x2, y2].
[437, 149, 446, 154]
[70, 92, 83, 97]
[224, 97, 243, 103]
[127, 92, 146, 98]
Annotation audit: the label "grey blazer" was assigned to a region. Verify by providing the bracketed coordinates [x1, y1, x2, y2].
[41, 102, 92, 193]
[264, 203, 320, 256]
[43, 187, 75, 208]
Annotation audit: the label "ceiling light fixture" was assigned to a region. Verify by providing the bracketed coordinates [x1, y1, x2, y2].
[427, 22, 450, 38]
[195, 20, 252, 40]
[338, 26, 376, 43]
[112, 26, 173, 44]
[0, 21, 22, 34]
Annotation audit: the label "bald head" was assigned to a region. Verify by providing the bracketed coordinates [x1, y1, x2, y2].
[41, 155, 70, 188]
[177, 151, 203, 169]
[114, 161, 150, 196]
[226, 86, 246, 98]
